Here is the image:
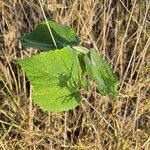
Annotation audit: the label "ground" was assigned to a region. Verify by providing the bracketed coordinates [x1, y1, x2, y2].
[0, 0, 150, 150]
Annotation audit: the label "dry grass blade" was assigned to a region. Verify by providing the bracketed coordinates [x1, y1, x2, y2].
[0, 0, 150, 149]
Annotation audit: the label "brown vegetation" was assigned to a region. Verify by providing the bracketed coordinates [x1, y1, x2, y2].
[0, 0, 150, 149]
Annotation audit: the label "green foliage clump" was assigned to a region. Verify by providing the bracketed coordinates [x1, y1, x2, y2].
[18, 21, 118, 112]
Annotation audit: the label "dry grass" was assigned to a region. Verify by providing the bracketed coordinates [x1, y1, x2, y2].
[0, 0, 150, 149]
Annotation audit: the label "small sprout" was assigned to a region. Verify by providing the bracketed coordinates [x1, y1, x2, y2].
[18, 21, 118, 112]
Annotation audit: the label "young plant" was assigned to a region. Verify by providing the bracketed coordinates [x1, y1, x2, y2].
[18, 21, 118, 112]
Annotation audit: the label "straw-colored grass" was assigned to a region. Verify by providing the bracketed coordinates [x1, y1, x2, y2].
[0, 0, 150, 149]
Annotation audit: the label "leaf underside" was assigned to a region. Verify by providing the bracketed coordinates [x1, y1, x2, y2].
[18, 46, 82, 112]
[84, 50, 118, 99]
[21, 21, 80, 51]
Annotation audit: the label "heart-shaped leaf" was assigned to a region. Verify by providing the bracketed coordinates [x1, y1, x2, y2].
[21, 21, 79, 51]
[18, 46, 82, 112]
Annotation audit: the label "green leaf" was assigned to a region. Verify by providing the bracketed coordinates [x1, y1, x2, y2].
[81, 75, 90, 91]
[73, 46, 90, 73]
[18, 46, 82, 112]
[84, 50, 118, 99]
[21, 21, 80, 51]
[73, 46, 89, 55]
